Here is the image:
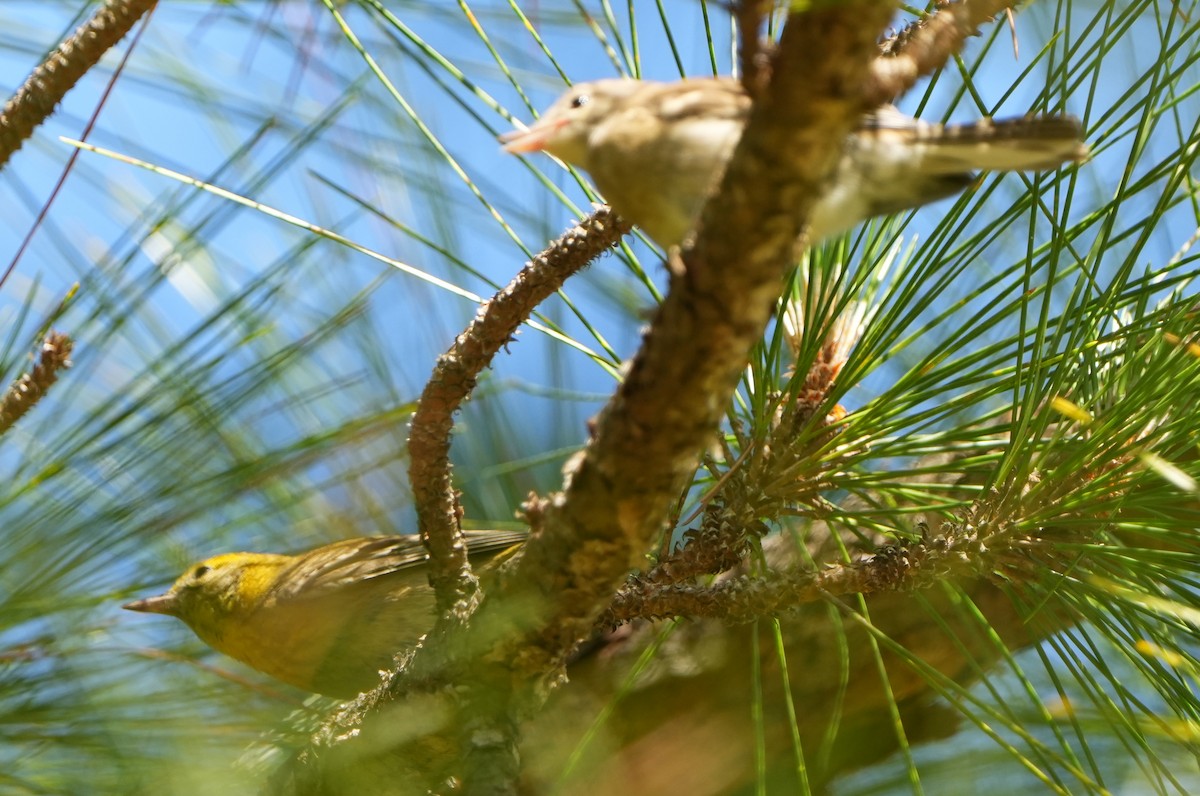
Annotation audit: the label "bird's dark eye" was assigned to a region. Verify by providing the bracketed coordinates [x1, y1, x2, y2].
[571, 93, 591, 109]
[193, 565, 210, 579]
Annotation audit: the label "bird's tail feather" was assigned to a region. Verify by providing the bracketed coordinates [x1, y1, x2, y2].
[920, 115, 1090, 172]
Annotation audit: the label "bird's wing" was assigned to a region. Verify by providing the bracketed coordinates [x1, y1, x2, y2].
[269, 531, 527, 600]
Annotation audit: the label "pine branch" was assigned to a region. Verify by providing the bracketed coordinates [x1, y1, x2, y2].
[0, 0, 157, 170]
[0, 332, 73, 437]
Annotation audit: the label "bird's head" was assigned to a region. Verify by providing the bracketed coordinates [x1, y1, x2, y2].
[499, 79, 643, 168]
[124, 552, 288, 645]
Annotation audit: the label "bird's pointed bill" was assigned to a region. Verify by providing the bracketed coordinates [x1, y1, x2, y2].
[498, 117, 568, 153]
[123, 593, 179, 615]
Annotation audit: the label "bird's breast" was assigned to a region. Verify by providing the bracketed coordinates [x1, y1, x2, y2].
[586, 114, 744, 247]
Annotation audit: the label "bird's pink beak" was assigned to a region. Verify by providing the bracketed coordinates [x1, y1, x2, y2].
[498, 117, 568, 154]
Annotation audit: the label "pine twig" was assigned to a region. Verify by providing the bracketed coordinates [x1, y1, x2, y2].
[0, 0, 158, 170]
[0, 332, 74, 436]
[869, 0, 1016, 103]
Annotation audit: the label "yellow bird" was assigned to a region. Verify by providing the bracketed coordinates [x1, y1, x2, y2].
[124, 530, 525, 698]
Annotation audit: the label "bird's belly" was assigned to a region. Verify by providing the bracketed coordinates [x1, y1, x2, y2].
[808, 180, 873, 242]
[213, 589, 435, 697]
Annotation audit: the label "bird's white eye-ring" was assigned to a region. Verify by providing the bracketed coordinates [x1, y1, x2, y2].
[570, 93, 591, 109]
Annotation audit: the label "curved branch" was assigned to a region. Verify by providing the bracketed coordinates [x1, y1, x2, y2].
[408, 208, 629, 614]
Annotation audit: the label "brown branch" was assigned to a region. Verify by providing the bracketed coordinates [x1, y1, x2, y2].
[604, 535, 966, 626]
[868, 0, 1017, 104]
[602, 451, 1101, 629]
[0, 0, 158, 171]
[408, 206, 629, 615]
[0, 332, 73, 436]
[735, 0, 772, 97]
